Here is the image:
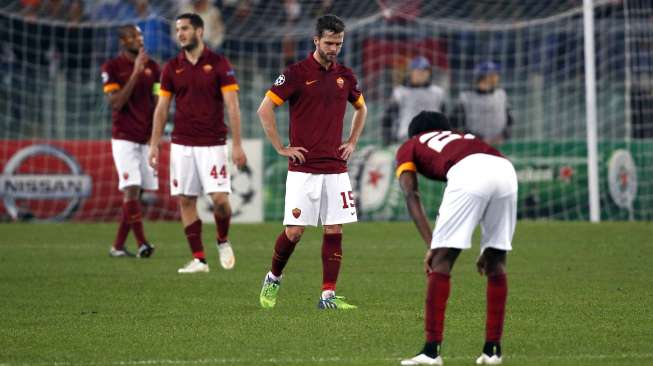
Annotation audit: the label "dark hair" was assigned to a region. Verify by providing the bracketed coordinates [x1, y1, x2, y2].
[176, 13, 204, 29]
[315, 14, 345, 37]
[117, 24, 139, 40]
[408, 111, 451, 137]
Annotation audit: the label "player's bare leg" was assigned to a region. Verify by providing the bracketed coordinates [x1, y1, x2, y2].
[317, 224, 356, 310]
[110, 185, 139, 257]
[476, 248, 507, 365]
[260, 225, 304, 308]
[210, 192, 234, 269]
[177, 195, 208, 273]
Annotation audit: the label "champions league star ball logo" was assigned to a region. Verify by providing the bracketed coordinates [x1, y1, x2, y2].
[0, 144, 92, 221]
[607, 149, 638, 210]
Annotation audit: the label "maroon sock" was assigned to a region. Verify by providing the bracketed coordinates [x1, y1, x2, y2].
[214, 213, 230, 243]
[125, 200, 147, 245]
[321, 233, 342, 292]
[184, 219, 204, 260]
[486, 273, 508, 342]
[425, 272, 451, 343]
[112, 206, 130, 250]
[271, 231, 298, 277]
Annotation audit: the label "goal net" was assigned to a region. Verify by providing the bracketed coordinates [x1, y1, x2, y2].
[0, 0, 651, 222]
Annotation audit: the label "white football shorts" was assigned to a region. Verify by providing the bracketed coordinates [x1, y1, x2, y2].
[283, 171, 357, 226]
[431, 153, 517, 253]
[111, 139, 158, 191]
[169, 143, 231, 196]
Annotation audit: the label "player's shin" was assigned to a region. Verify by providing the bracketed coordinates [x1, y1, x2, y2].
[321, 233, 342, 292]
[425, 272, 451, 344]
[113, 203, 131, 250]
[125, 199, 147, 245]
[184, 219, 205, 261]
[485, 273, 507, 343]
[271, 231, 298, 277]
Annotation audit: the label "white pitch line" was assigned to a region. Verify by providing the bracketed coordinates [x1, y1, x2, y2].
[3, 353, 653, 366]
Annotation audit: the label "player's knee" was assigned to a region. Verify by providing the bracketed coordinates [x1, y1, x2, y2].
[429, 248, 460, 273]
[178, 196, 196, 209]
[323, 224, 342, 235]
[211, 194, 231, 217]
[483, 248, 507, 276]
[123, 186, 140, 201]
[285, 226, 305, 242]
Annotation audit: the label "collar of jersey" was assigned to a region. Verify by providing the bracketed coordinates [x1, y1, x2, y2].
[307, 53, 337, 71]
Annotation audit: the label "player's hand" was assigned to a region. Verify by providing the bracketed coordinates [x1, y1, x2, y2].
[278, 146, 308, 164]
[134, 48, 148, 74]
[232, 144, 247, 168]
[424, 249, 436, 273]
[338, 141, 356, 160]
[148, 144, 159, 169]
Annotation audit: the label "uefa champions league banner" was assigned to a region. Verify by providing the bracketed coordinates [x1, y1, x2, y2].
[0, 139, 264, 223]
[262, 141, 651, 221]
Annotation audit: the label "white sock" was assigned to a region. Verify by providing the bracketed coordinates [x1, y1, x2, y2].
[321, 290, 335, 300]
[267, 271, 281, 281]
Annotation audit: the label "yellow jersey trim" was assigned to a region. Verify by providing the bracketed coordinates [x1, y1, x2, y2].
[103, 83, 120, 93]
[221, 84, 239, 92]
[396, 162, 417, 178]
[159, 89, 172, 97]
[353, 94, 365, 109]
[266, 90, 284, 106]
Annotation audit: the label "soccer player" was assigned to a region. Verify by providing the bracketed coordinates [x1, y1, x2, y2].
[102, 24, 158, 258]
[257, 14, 367, 310]
[148, 13, 247, 273]
[396, 111, 516, 365]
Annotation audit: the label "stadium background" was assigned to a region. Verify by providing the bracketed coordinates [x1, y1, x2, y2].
[0, 0, 651, 222]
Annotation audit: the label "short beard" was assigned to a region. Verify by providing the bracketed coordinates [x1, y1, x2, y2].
[126, 47, 139, 56]
[182, 37, 199, 52]
[317, 48, 335, 63]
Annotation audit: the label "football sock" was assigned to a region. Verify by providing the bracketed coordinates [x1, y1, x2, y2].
[321, 233, 342, 291]
[422, 341, 441, 358]
[214, 213, 230, 243]
[425, 271, 451, 343]
[184, 219, 205, 260]
[125, 200, 147, 245]
[482, 341, 502, 357]
[271, 231, 297, 277]
[486, 273, 508, 343]
[112, 203, 131, 250]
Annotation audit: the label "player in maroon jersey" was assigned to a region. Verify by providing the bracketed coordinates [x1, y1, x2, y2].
[102, 24, 158, 259]
[148, 13, 247, 274]
[257, 14, 367, 310]
[396, 111, 517, 365]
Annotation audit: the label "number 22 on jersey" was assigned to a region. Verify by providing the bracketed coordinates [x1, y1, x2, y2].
[419, 131, 475, 152]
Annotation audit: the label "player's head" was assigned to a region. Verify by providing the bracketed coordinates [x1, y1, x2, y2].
[175, 13, 204, 51]
[409, 56, 431, 86]
[313, 14, 345, 64]
[118, 25, 143, 55]
[474, 61, 500, 90]
[408, 111, 451, 138]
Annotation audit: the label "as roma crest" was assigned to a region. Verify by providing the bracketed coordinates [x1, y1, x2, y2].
[336, 77, 344, 88]
[122, 172, 129, 180]
[292, 208, 301, 218]
[144, 68, 152, 76]
[203, 64, 213, 73]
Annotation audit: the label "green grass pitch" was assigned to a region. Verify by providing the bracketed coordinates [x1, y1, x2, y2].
[1, 221, 652, 365]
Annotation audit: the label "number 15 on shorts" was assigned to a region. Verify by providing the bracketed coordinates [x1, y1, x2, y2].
[340, 190, 356, 209]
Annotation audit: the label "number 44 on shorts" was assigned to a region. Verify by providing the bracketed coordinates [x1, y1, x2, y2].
[210, 165, 227, 179]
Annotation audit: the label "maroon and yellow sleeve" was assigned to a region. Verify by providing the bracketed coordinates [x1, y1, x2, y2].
[159, 62, 174, 98]
[267, 67, 298, 105]
[101, 61, 120, 94]
[347, 73, 365, 109]
[395, 141, 417, 178]
[218, 58, 239, 93]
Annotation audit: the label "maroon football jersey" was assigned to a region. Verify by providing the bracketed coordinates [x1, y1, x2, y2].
[395, 130, 504, 182]
[266, 54, 365, 174]
[160, 47, 239, 146]
[102, 54, 160, 144]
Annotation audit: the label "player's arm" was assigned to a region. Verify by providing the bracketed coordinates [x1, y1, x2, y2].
[257, 96, 307, 163]
[107, 48, 148, 111]
[148, 93, 171, 168]
[398, 171, 432, 248]
[223, 89, 247, 168]
[339, 97, 367, 160]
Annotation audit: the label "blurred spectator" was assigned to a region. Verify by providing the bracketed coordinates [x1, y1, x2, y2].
[450, 61, 513, 145]
[135, 0, 176, 61]
[41, 0, 67, 21]
[631, 78, 653, 138]
[382, 56, 446, 144]
[310, 0, 334, 18]
[89, 0, 138, 22]
[178, 0, 225, 50]
[67, 0, 87, 24]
